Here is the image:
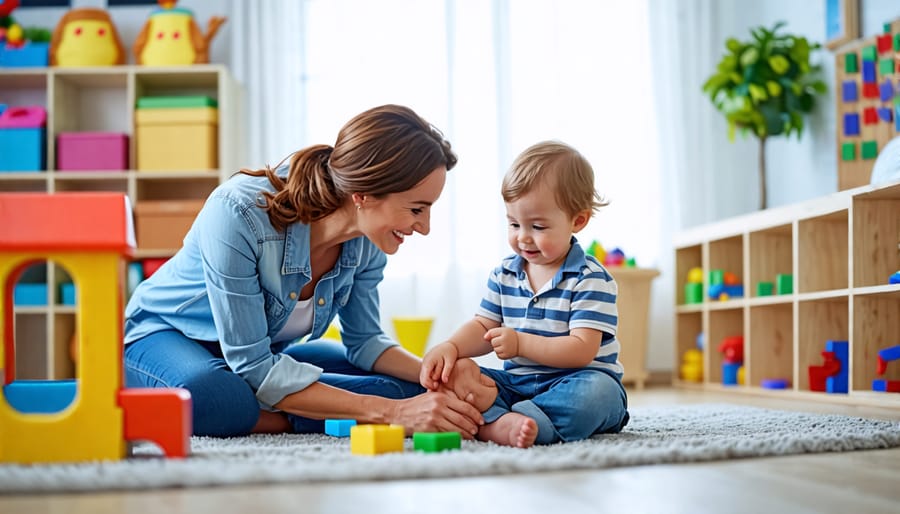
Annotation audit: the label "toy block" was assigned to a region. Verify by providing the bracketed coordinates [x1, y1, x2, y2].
[879, 58, 894, 76]
[861, 45, 877, 62]
[718, 335, 744, 364]
[880, 80, 895, 102]
[686, 267, 703, 284]
[825, 341, 849, 394]
[684, 282, 703, 304]
[708, 269, 724, 285]
[3, 380, 77, 413]
[877, 107, 893, 123]
[325, 419, 357, 437]
[118, 388, 192, 458]
[862, 60, 876, 83]
[861, 140, 878, 160]
[413, 432, 461, 452]
[350, 424, 404, 455]
[722, 362, 741, 386]
[895, 33, 900, 51]
[775, 274, 792, 294]
[756, 281, 774, 296]
[808, 351, 840, 392]
[843, 113, 860, 136]
[761, 378, 790, 389]
[877, 345, 900, 375]
[841, 80, 858, 102]
[844, 52, 858, 73]
[862, 82, 879, 99]
[877, 34, 893, 54]
[863, 107, 878, 125]
[872, 380, 900, 393]
[891, 270, 900, 285]
[708, 283, 743, 301]
[142, 257, 168, 278]
[14, 283, 47, 306]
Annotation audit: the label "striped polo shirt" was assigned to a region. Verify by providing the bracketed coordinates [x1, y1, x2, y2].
[476, 238, 623, 379]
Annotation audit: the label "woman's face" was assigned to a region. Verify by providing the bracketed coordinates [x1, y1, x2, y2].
[358, 166, 447, 254]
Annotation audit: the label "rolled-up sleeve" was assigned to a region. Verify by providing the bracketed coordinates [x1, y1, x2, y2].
[338, 244, 399, 370]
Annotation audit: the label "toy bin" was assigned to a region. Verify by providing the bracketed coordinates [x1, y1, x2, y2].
[135, 96, 218, 171]
[57, 132, 129, 171]
[0, 106, 46, 172]
[134, 199, 205, 249]
[0, 42, 50, 68]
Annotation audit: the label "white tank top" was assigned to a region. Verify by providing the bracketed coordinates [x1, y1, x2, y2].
[273, 297, 315, 342]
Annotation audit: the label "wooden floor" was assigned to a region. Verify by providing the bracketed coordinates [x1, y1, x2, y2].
[3, 388, 900, 514]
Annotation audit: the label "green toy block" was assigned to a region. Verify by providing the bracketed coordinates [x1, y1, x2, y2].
[413, 432, 461, 452]
[861, 140, 878, 160]
[684, 283, 703, 304]
[841, 142, 856, 161]
[885, 23, 893, 34]
[775, 274, 792, 295]
[709, 269, 724, 286]
[879, 58, 894, 75]
[844, 53, 858, 74]
[757, 282, 774, 296]
[895, 34, 900, 51]
[862, 45, 877, 62]
[625, 257, 636, 267]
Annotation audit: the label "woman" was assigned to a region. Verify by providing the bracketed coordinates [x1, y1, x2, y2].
[124, 104, 484, 437]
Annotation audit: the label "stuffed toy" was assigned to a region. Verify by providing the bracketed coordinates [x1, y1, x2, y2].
[134, 0, 226, 66]
[50, 7, 125, 66]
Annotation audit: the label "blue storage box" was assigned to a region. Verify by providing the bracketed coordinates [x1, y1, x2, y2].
[0, 106, 47, 172]
[0, 42, 50, 68]
[14, 283, 48, 306]
[60, 283, 76, 305]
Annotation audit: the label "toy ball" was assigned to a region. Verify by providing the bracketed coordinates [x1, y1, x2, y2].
[723, 271, 739, 285]
[50, 8, 125, 66]
[687, 266, 703, 284]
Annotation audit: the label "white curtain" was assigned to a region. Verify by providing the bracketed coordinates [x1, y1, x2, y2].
[229, 0, 683, 370]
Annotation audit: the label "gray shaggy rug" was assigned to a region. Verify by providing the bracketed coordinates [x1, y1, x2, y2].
[1, 403, 899, 494]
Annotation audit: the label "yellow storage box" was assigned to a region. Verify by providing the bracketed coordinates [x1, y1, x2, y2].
[136, 96, 218, 171]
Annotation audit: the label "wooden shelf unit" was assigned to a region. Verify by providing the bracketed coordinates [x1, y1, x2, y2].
[1, 65, 241, 380]
[673, 180, 900, 408]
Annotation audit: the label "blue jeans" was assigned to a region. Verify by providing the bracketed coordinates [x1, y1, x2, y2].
[479, 367, 629, 445]
[124, 331, 425, 437]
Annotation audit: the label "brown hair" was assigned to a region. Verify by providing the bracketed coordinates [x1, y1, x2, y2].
[501, 140, 607, 217]
[241, 104, 457, 231]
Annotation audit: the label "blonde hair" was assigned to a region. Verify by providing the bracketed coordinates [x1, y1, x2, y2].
[241, 105, 457, 231]
[502, 140, 607, 217]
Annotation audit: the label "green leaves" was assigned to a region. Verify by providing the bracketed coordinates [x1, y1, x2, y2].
[702, 21, 826, 141]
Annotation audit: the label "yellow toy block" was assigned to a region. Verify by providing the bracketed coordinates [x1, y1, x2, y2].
[350, 424, 405, 455]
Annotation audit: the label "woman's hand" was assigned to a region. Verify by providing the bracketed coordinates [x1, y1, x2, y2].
[419, 342, 460, 390]
[389, 389, 484, 438]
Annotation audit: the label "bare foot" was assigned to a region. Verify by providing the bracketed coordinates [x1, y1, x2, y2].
[477, 412, 538, 448]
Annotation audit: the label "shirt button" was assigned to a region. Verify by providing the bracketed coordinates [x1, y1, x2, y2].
[533, 297, 538, 303]
[289, 292, 297, 300]
[318, 298, 325, 306]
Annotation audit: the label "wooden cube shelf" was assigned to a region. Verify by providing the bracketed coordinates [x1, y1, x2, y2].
[674, 180, 900, 408]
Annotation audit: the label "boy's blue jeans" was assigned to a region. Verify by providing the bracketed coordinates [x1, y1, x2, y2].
[479, 367, 629, 445]
[124, 330, 425, 437]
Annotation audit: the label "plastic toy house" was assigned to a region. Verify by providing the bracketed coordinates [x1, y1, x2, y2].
[0, 192, 192, 464]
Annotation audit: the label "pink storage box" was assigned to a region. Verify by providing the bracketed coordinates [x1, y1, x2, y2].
[57, 132, 129, 171]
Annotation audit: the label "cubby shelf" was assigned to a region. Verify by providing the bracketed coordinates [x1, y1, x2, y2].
[673, 180, 900, 409]
[1, 65, 242, 380]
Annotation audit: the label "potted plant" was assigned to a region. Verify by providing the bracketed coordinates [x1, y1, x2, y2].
[702, 22, 827, 210]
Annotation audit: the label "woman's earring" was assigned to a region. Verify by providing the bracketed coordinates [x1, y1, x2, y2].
[356, 204, 361, 211]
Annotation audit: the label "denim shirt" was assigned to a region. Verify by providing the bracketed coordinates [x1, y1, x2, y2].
[123, 169, 399, 408]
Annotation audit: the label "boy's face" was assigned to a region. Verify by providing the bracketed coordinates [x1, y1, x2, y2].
[505, 180, 588, 269]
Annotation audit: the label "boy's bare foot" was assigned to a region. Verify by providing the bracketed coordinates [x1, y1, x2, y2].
[477, 412, 538, 448]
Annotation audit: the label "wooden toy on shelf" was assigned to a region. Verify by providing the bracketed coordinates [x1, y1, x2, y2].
[0, 192, 192, 464]
[133, 0, 226, 66]
[49, 8, 125, 67]
[874, 345, 900, 393]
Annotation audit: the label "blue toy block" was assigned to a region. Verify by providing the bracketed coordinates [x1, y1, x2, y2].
[722, 362, 741, 386]
[879, 345, 900, 362]
[0, 42, 49, 68]
[60, 283, 76, 305]
[880, 80, 894, 102]
[3, 380, 78, 413]
[890, 271, 900, 284]
[862, 60, 876, 83]
[843, 113, 860, 136]
[708, 283, 744, 300]
[14, 283, 48, 306]
[877, 107, 893, 123]
[325, 419, 357, 437]
[825, 340, 849, 394]
[842, 80, 858, 102]
[761, 378, 790, 389]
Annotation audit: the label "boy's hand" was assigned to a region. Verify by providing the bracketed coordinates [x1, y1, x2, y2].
[485, 327, 519, 359]
[419, 342, 459, 390]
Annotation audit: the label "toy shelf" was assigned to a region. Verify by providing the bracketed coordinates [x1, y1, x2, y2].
[1, 65, 242, 380]
[673, 179, 900, 409]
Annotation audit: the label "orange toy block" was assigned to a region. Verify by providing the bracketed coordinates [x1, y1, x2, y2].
[119, 388, 192, 458]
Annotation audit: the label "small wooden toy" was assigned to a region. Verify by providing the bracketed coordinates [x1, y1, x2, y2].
[49, 7, 125, 66]
[413, 432, 461, 452]
[350, 424, 404, 455]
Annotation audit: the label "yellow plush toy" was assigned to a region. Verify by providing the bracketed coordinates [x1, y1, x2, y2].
[50, 7, 125, 67]
[133, 0, 226, 66]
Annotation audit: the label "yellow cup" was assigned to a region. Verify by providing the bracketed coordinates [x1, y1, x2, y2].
[392, 317, 434, 357]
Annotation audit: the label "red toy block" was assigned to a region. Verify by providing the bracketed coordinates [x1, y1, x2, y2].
[119, 388, 192, 458]
[872, 379, 900, 393]
[718, 336, 744, 364]
[808, 351, 841, 392]
[877, 34, 893, 53]
[863, 107, 878, 124]
[863, 82, 880, 99]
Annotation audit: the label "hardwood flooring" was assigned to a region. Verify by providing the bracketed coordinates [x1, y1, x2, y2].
[2, 388, 899, 514]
